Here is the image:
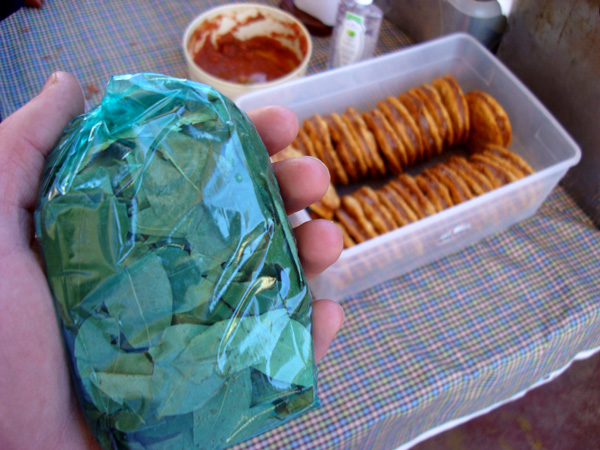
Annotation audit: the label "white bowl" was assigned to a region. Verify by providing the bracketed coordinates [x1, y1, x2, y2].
[182, 3, 313, 100]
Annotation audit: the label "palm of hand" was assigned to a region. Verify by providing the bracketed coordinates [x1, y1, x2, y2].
[0, 74, 100, 448]
[0, 73, 343, 450]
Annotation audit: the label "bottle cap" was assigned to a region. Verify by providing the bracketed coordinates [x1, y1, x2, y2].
[354, 0, 373, 5]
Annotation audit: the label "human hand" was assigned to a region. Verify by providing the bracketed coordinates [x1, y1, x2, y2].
[0, 72, 344, 450]
[246, 106, 345, 362]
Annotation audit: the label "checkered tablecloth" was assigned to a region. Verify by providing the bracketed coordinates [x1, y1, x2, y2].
[2, 2, 599, 450]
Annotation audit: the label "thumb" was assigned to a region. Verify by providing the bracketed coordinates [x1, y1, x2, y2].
[0, 72, 85, 211]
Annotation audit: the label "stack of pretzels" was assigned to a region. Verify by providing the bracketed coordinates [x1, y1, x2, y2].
[276, 75, 534, 248]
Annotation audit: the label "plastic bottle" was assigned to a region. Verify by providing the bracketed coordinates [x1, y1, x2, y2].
[327, 0, 383, 69]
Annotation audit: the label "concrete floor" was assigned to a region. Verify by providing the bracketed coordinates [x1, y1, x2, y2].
[412, 351, 600, 450]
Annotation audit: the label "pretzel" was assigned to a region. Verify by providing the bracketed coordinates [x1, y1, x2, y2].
[378, 97, 422, 166]
[398, 91, 437, 160]
[424, 165, 473, 205]
[465, 90, 512, 151]
[478, 144, 534, 176]
[335, 208, 369, 244]
[343, 107, 387, 178]
[270, 144, 304, 163]
[379, 185, 420, 225]
[394, 173, 437, 217]
[340, 195, 378, 240]
[354, 186, 398, 234]
[470, 153, 520, 186]
[362, 109, 406, 174]
[413, 84, 454, 148]
[283, 75, 538, 249]
[291, 126, 318, 159]
[446, 155, 494, 195]
[402, 89, 444, 157]
[305, 115, 349, 185]
[387, 178, 427, 219]
[327, 112, 368, 181]
[417, 172, 454, 210]
[432, 75, 469, 146]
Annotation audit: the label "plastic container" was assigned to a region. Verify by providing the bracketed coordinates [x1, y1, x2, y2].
[236, 33, 581, 301]
[182, 3, 312, 100]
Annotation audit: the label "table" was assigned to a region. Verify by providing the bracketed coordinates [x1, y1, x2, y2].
[2, 1, 599, 449]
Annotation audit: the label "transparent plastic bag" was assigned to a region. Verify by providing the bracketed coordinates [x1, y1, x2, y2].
[34, 73, 319, 450]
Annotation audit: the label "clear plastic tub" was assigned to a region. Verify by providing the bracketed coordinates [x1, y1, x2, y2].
[236, 33, 581, 301]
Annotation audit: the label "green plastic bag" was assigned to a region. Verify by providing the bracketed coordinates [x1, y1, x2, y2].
[34, 73, 319, 449]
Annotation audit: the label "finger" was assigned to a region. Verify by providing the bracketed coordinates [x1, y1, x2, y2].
[246, 105, 299, 156]
[0, 72, 84, 210]
[295, 219, 343, 280]
[312, 299, 344, 363]
[273, 156, 330, 215]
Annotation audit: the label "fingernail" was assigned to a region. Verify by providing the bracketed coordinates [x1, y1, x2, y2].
[305, 156, 332, 182]
[40, 72, 58, 93]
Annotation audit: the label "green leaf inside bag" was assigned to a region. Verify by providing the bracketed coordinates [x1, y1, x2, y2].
[35, 73, 319, 450]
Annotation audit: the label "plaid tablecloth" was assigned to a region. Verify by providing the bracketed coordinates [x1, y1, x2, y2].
[2, 2, 599, 449]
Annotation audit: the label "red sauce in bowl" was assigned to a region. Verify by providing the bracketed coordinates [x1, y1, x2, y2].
[190, 13, 307, 85]
[194, 34, 302, 84]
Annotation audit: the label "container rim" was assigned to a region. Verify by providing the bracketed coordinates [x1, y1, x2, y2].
[182, 3, 313, 92]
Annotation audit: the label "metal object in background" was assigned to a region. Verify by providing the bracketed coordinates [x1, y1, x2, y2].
[382, 0, 506, 50]
[496, 0, 600, 226]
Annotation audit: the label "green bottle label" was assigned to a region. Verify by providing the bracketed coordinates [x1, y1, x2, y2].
[336, 12, 366, 66]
